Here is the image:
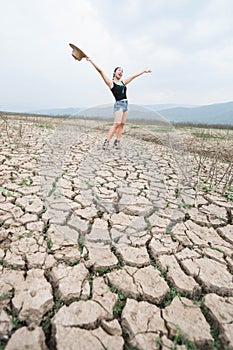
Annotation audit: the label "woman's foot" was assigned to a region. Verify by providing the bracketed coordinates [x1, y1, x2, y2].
[103, 139, 109, 150]
[114, 139, 120, 149]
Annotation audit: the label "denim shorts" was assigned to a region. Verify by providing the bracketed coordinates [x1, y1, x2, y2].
[114, 99, 128, 112]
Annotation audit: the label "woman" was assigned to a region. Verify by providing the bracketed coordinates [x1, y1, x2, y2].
[86, 57, 151, 149]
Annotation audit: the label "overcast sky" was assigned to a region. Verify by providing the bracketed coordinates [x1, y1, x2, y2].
[1, 0, 233, 112]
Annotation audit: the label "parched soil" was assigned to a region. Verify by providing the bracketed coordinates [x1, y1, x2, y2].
[0, 114, 233, 350]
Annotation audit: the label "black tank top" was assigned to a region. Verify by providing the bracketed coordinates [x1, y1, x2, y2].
[111, 81, 127, 101]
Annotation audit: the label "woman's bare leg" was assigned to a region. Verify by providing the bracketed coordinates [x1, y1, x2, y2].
[116, 111, 128, 140]
[107, 123, 120, 140]
[107, 110, 123, 141]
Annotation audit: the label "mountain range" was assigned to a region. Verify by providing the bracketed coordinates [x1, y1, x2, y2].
[147, 101, 233, 125]
[32, 101, 233, 125]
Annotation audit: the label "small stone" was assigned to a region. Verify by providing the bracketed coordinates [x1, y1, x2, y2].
[149, 236, 179, 256]
[52, 300, 106, 328]
[47, 224, 79, 249]
[163, 296, 214, 348]
[180, 257, 233, 296]
[19, 213, 38, 225]
[5, 326, 48, 350]
[27, 252, 47, 269]
[87, 218, 110, 243]
[116, 245, 150, 267]
[101, 319, 122, 336]
[107, 265, 169, 303]
[75, 206, 98, 221]
[53, 326, 123, 350]
[16, 196, 44, 215]
[0, 309, 12, 340]
[122, 298, 167, 349]
[67, 213, 89, 234]
[85, 244, 118, 270]
[118, 194, 154, 216]
[50, 263, 89, 302]
[205, 293, 233, 349]
[217, 225, 233, 245]
[157, 254, 201, 297]
[12, 269, 54, 326]
[4, 250, 25, 268]
[92, 277, 118, 318]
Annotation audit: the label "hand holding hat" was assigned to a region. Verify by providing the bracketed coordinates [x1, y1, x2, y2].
[69, 43, 87, 61]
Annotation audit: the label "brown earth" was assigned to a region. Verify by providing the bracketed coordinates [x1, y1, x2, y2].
[0, 113, 233, 350]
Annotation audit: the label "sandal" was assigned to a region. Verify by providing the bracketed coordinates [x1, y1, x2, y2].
[103, 139, 109, 150]
[113, 139, 120, 149]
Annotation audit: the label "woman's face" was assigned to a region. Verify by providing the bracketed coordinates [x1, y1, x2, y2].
[114, 67, 123, 79]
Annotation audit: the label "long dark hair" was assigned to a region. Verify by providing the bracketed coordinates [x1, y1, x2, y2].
[113, 67, 121, 79]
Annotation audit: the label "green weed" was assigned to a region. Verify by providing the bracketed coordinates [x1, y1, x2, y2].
[113, 290, 128, 317]
[0, 340, 7, 350]
[192, 132, 226, 140]
[172, 325, 197, 349]
[224, 192, 233, 201]
[0, 292, 13, 302]
[0, 187, 13, 197]
[162, 287, 181, 307]
[38, 123, 54, 129]
[46, 239, 53, 250]
[12, 316, 21, 331]
[202, 185, 211, 192]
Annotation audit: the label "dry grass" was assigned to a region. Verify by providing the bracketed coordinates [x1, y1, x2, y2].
[1, 111, 232, 199]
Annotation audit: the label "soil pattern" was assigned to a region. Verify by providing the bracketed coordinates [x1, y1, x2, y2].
[0, 115, 232, 350]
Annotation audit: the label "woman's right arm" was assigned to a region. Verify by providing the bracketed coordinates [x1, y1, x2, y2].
[86, 58, 113, 89]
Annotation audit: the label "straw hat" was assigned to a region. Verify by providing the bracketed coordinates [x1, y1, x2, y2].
[69, 43, 87, 61]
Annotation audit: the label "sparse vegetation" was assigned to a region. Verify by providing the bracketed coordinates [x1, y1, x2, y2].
[192, 131, 226, 140]
[0, 112, 232, 350]
[172, 325, 197, 349]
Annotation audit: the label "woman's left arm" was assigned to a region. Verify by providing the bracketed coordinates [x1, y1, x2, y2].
[123, 68, 152, 85]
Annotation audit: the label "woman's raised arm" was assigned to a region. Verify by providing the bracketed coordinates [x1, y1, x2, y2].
[123, 68, 152, 85]
[86, 57, 113, 89]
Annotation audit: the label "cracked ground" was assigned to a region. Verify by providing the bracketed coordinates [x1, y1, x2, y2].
[0, 114, 233, 350]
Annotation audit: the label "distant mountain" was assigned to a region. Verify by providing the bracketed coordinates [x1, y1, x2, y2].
[31, 101, 233, 125]
[144, 103, 198, 111]
[32, 107, 81, 116]
[157, 101, 233, 125]
[31, 104, 196, 117]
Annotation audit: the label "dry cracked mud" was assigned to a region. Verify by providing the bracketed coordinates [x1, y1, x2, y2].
[0, 114, 233, 350]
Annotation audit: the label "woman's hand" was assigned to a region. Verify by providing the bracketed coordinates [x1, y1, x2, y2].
[144, 68, 152, 73]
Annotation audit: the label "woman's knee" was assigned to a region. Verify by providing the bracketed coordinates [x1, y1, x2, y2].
[114, 122, 121, 128]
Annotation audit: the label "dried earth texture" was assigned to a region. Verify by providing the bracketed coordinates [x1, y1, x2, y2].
[0, 113, 233, 350]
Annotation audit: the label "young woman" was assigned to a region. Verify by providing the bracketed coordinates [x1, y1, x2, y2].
[86, 57, 151, 149]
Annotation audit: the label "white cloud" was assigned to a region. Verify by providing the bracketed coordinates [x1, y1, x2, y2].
[1, 0, 233, 111]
